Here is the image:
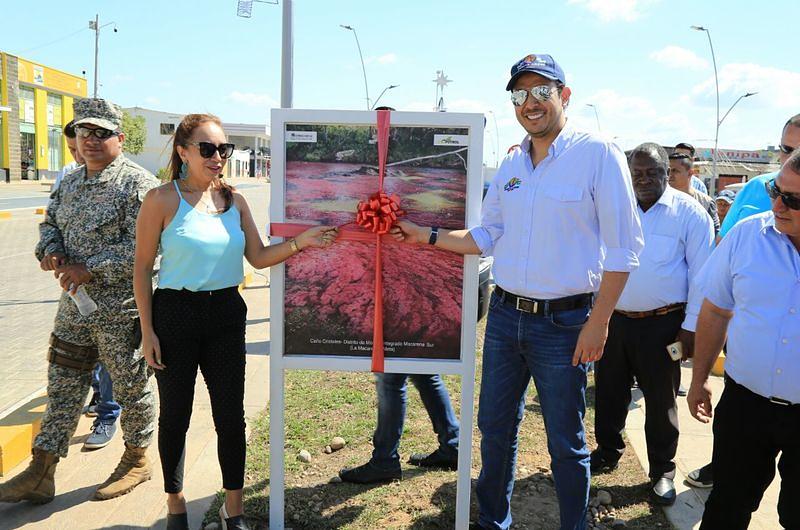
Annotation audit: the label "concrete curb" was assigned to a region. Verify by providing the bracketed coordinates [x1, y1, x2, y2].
[0, 392, 48, 476]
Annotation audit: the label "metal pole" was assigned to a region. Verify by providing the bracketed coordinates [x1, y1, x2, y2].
[706, 29, 720, 196]
[93, 14, 99, 98]
[489, 110, 500, 167]
[341, 26, 370, 110]
[587, 104, 601, 133]
[371, 84, 397, 110]
[280, 0, 293, 108]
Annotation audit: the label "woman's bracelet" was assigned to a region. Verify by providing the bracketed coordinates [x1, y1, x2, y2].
[289, 238, 300, 253]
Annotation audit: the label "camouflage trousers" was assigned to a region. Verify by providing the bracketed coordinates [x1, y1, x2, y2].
[34, 291, 156, 458]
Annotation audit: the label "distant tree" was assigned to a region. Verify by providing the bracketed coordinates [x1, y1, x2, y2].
[121, 111, 146, 155]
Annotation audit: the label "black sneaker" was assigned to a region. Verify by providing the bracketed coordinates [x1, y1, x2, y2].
[408, 448, 458, 471]
[339, 461, 401, 484]
[685, 463, 713, 488]
[589, 450, 619, 474]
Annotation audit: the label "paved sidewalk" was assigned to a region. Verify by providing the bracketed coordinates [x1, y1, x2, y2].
[625, 364, 780, 529]
[0, 273, 271, 530]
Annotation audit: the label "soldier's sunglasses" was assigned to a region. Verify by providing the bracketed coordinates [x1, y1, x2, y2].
[189, 141, 235, 159]
[75, 126, 119, 140]
[765, 178, 800, 210]
[511, 85, 555, 107]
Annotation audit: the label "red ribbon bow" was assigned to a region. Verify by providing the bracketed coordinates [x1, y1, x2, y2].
[271, 110, 396, 373]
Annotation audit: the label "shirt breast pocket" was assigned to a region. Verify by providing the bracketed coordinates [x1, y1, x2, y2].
[83, 208, 122, 247]
[543, 185, 585, 203]
[645, 234, 678, 264]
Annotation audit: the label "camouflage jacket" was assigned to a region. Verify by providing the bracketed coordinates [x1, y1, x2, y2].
[35, 154, 160, 288]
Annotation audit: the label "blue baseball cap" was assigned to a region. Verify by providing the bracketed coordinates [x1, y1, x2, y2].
[506, 54, 566, 91]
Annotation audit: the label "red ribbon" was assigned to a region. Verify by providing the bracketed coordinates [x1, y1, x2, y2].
[271, 110, 398, 372]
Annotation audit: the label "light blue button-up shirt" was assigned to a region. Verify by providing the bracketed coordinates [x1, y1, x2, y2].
[698, 211, 800, 403]
[617, 186, 714, 330]
[470, 125, 643, 299]
[691, 175, 708, 195]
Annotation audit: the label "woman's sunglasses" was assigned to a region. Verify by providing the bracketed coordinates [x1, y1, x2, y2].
[189, 141, 235, 159]
[75, 126, 119, 140]
[765, 178, 800, 210]
[510, 85, 555, 107]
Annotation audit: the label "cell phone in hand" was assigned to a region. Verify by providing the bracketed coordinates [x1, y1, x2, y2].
[666, 341, 683, 361]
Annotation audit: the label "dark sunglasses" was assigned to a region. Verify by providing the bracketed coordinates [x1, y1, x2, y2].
[189, 141, 235, 159]
[75, 126, 119, 140]
[510, 85, 555, 107]
[779, 144, 795, 155]
[765, 178, 800, 210]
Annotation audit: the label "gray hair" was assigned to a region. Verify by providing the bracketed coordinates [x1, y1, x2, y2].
[629, 142, 669, 169]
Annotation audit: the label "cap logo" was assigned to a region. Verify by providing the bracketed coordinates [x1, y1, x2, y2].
[523, 54, 537, 64]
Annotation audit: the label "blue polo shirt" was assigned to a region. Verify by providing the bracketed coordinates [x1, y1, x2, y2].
[718, 171, 776, 238]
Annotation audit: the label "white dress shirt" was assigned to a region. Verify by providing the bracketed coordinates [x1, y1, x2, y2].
[470, 125, 643, 299]
[617, 186, 715, 331]
[698, 212, 800, 404]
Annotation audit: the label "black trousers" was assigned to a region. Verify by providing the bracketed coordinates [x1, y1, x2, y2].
[700, 376, 800, 530]
[152, 287, 247, 493]
[594, 310, 682, 479]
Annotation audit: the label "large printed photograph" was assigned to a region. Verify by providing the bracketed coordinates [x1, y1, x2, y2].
[283, 122, 469, 359]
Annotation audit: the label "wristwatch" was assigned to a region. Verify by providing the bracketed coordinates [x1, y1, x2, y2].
[428, 227, 439, 245]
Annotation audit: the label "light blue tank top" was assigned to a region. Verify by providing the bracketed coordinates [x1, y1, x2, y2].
[158, 181, 245, 291]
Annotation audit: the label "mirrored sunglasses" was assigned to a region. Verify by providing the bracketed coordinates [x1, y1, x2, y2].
[510, 85, 555, 107]
[75, 126, 119, 140]
[189, 141, 235, 159]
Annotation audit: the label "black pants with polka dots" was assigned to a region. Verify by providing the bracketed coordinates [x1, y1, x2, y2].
[152, 287, 247, 493]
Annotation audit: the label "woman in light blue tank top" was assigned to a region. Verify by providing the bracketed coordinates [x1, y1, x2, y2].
[133, 114, 336, 530]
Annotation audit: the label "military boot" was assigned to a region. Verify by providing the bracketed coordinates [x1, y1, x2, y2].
[94, 444, 152, 500]
[0, 448, 59, 504]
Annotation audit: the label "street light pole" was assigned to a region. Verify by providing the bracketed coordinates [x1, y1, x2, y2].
[488, 110, 500, 167]
[281, 0, 293, 108]
[340, 25, 370, 110]
[88, 15, 117, 98]
[692, 25, 720, 195]
[371, 84, 398, 110]
[719, 91, 757, 127]
[586, 103, 601, 133]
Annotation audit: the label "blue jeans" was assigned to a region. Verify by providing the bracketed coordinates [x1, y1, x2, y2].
[370, 373, 460, 469]
[91, 363, 121, 425]
[476, 292, 591, 530]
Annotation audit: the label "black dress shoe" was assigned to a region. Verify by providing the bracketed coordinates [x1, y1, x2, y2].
[589, 450, 619, 474]
[166, 513, 189, 530]
[339, 461, 401, 484]
[651, 476, 676, 505]
[408, 448, 458, 471]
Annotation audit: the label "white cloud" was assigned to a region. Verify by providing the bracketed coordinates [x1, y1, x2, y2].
[226, 91, 279, 108]
[650, 46, 708, 70]
[692, 63, 800, 110]
[144, 96, 161, 106]
[568, 0, 653, 22]
[377, 53, 397, 65]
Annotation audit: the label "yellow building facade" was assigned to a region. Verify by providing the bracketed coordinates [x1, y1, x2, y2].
[0, 51, 87, 182]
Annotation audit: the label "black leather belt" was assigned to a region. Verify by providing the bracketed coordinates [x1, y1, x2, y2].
[495, 286, 594, 316]
[725, 373, 799, 408]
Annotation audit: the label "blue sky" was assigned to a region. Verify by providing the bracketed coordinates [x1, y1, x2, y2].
[4, 0, 799, 165]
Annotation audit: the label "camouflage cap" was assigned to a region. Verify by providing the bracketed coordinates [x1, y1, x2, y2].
[73, 98, 123, 131]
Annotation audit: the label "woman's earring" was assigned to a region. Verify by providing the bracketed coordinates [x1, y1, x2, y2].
[179, 161, 188, 180]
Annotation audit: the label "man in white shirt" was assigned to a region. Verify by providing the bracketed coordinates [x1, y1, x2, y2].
[54, 121, 83, 191]
[591, 143, 714, 505]
[392, 53, 643, 530]
[688, 149, 800, 530]
[673, 142, 709, 195]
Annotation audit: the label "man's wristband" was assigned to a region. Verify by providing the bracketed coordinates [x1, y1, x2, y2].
[428, 227, 439, 245]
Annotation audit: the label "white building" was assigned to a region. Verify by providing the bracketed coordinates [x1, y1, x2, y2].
[123, 107, 270, 179]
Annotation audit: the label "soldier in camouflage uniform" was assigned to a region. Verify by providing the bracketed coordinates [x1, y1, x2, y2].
[0, 98, 159, 504]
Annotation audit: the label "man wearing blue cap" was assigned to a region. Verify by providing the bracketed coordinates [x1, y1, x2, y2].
[392, 54, 643, 530]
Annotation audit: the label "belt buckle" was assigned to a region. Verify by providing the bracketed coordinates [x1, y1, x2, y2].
[516, 297, 538, 313]
[769, 396, 791, 406]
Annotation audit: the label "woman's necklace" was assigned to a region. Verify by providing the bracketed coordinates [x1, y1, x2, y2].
[179, 182, 223, 214]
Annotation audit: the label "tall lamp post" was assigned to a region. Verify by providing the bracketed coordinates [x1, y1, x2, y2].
[88, 15, 117, 98]
[719, 91, 758, 127]
[236, 0, 291, 108]
[586, 103, 601, 133]
[371, 84, 398, 110]
[488, 110, 500, 167]
[340, 25, 370, 110]
[691, 25, 720, 194]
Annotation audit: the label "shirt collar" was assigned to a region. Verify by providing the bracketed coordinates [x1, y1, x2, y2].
[760, 211, 778, 234]
[83, 154, 125, 185]
[519, 121, 575, 159]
